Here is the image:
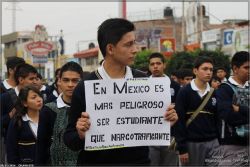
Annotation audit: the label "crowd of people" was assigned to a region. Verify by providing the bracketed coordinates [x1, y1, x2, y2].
[0, 18, 249, 166]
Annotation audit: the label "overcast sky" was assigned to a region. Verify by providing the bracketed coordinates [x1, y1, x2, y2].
[2, 1, 249, 55]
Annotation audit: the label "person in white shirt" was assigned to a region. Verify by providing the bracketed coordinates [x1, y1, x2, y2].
[6, 85, 43, 164]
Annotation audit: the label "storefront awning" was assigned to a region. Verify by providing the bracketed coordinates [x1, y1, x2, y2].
[73, 47, 99, 58]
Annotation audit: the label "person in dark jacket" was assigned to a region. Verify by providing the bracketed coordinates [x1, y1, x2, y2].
[36, 62, 83, 166]
[175, 56, 221, 166]
[216, 51, 249, 166]
[1, 63, 38, 139]
[6, 85, 43, 164]
[63, 18, 178, 166]
[0, 57, 25, 94]
[1, 63, 37, 164]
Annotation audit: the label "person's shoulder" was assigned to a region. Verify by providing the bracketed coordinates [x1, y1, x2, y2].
[218, 81, 235, 92]
[74, 71, 98, 90]
[0, 82, 7, 92]
[83, 71, 99, 80]
[179, 83, 192, 93]
[0, 90, 12, 100]
[170, 79, 180, 88]
[131, 68, 148, 77]
[40, 103, 57, 118]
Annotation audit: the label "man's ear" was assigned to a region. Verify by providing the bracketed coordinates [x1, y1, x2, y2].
[163, 63, 166, 69]
[58, 78, 62, 84]
[193, 68, 197, 75]
[23, 101, 28, 107]
[106, 44, 114, 55]
[232, 65, 238, 74]
[18, 77, 24, 85]
[9, 68, 15, 75]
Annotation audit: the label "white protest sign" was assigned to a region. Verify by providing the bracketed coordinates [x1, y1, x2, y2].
[84, 77, 171, 151]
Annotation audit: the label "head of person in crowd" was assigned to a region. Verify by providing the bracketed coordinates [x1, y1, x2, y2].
[55, 68, 61, 80]
[58, 61, 83, 103]
[215, 66, 227, 82]
[193, 56, 214, 84]
[231, 51, 249, 85]
[35, 73, 43, 90]
[5, 57, 25, 85]
[148, 52, 166, 77]
[209, 75, 221, 89]
[6, 57, 25, 78]
[52, 68, 62, 94]
[14, 63, 38, 90]
[177, 68, 194, 86]
[97, 18, 138, 67]
[170, 70, 179, 83]
[13, 85, 43, 128]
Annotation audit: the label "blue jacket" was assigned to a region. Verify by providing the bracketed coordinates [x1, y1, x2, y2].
[0, 90, 17, 139]
[6, 118, 37, 164]
[175, 84, 219, 154]
[216, 82, 249, 145]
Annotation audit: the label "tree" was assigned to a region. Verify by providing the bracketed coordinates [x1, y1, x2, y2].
[166, 50, 231, 77]
[166, 51, 195, 75]
[131, 49, 231, 77]
[131, 49, 152, 72]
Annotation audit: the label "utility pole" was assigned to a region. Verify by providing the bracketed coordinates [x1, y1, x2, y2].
[118, 0, 127, 19]
[12, 1, 16, 32]
[5, 1, 21, 32]
[199, 2, 203, 49]
[181, 0, 185, 51]
[195, 0, 199, 45]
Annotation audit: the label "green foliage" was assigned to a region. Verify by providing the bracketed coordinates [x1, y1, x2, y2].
[131, 49, 153, 72]
[166, 50, 231, 77]
[131, 49, 231, 77]
[166, 51, 196, 75]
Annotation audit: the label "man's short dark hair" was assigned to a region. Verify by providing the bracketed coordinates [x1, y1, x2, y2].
[59, 61, 83, 79]
[148, 52, 165, 63]
[97, 18, 135, 57]
[37, 73, 43, 80]
[209, 75, 222, 85]
[14, 63, 38, 85]
[193, 56, 214, 69]
[231, 51, 249, 68]
[55, 68, 61, 77]
[215, 66, 226, 72]
[178, 68, 194, 79]
[6, 57, 25, 75]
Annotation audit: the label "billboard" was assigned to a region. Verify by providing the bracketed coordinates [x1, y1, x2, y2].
[159, 38, 175, 57]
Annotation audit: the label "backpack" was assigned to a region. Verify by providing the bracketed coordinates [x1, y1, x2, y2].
[222, 82, 249, 138]
[45, 102, 78, 166]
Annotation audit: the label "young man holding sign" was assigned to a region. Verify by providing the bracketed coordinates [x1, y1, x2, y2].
[63, 18, 178, 165]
